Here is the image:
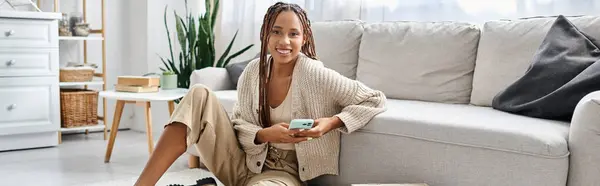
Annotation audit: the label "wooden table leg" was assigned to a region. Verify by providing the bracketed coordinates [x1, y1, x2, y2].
[144, 101, 154, 154]
[58, 131, 62, 144]
[103, 124, 107, 140]
[188, 155, 200, 168]
[104, 100, 125, 163]
[168, 100, 175, 116]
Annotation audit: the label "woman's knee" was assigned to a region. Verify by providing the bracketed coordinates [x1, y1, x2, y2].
[164, 122, 189, 153]
[189, 84, 213, 99]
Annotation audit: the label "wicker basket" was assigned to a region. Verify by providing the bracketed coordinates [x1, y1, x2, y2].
[60, 89, 98, 128]
[60, 68, 94, 82]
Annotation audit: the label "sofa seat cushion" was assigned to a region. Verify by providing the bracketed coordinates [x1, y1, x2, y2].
[213, 90, 238, 114]
[361, 99, 570, 157]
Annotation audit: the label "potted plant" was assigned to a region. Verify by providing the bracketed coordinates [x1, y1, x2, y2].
[159, 0, 253, 89]
[161, 71, 177, 89]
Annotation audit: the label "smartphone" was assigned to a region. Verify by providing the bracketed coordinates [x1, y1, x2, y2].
[289, 119, 314, 130]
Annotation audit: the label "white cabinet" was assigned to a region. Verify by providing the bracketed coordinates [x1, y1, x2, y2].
[0, 18, 58, 48]
[0, 76, 59, 136]
[0, 48, 59, 76]
[0, 12, 61, 152]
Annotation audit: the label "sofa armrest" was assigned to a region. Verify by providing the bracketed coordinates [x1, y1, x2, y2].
[568, 90, 600, 186]
[189, 67, 234, 91]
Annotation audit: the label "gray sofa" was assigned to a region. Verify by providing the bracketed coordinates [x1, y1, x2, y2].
[187, 16, 600, 186]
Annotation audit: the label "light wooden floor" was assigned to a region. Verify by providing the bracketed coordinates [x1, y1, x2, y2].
[0, 130, 194, 186]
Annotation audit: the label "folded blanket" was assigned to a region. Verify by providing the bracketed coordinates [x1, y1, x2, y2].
[492, 15, 600, 121]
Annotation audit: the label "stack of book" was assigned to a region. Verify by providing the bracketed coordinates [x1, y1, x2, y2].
[116, 76, 160, 93]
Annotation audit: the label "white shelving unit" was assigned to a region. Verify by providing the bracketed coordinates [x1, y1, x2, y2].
[59, 79, 105, 86]
[60, 123, 105, 132]
[42, 0, 108, 143]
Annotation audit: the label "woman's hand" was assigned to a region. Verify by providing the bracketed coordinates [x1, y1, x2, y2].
[296, 116, 344, 138]
[255, 123, 309, 144]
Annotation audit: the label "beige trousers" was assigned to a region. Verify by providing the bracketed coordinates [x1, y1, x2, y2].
[167, 85, 303, 186]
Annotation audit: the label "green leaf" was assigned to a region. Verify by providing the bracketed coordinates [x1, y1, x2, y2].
[176, 11, 188, 33]
[216, 30, 239, 67]
[204, 0, 211, 23]
[207, 22, 215, 66]
[195, 39, 202, 69]
[188, 14, 197, 70]
[200, 19, 213, 68]
[188, 15, 196, 51]
[224, 44, 254, 67]
[184, 0, 189, 18]
[196, 20, 207, 69]
[211, 0, 219, 29]
[164, 5, 175, 68]
[167, 58, 179, 75]
[159, 56, 172, 71]
[179, 52, 184, 75]
[175, 13, 187, 55]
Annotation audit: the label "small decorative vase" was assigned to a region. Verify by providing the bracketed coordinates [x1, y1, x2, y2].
[59, 13, 72, 36]
[59, 27, 72, 36]
[161, 74, 178, 89]
[73, 23, 90, 36]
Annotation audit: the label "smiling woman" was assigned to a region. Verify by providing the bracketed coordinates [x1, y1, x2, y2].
[256, 3, 317, 130]
[134, 2, 386, 186]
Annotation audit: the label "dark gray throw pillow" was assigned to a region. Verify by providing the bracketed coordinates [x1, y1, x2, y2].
[492, 15, 600, 121]
[225, 53, 260, 88]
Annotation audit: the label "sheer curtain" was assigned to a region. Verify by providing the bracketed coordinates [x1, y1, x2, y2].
[215, 0, 600, 61]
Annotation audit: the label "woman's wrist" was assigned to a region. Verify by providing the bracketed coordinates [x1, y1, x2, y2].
[319, 116, 344, 134]
[330, 116, 344, 130]
[255, 129, 268, 144]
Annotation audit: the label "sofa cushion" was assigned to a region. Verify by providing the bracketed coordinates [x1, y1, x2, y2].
[357, 21, 480, 103]
[471, 15, 600, 106]
[312, 20, 364, 79]
[361, 99, 570, 157]
[225, 53, 259, 88]
[492, 15, 600, 121]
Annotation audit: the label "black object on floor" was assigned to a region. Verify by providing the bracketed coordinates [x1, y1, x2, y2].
[492, 15, 600, 121]
[166, 177, 217, 186]
[195, 177, 217, 185]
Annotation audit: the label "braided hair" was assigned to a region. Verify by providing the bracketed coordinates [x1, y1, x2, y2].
[258, 2, 318, 127]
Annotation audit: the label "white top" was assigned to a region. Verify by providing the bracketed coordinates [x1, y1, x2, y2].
[99, 88, 188, 101]
[0, 11, 61, 20]
[269, 89, 295, 150]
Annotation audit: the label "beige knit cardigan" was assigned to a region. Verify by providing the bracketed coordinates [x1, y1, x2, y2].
[232, 54, 387, 181]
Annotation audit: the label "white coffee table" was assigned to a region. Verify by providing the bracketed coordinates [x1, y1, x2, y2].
[99, 88, 188, 163]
